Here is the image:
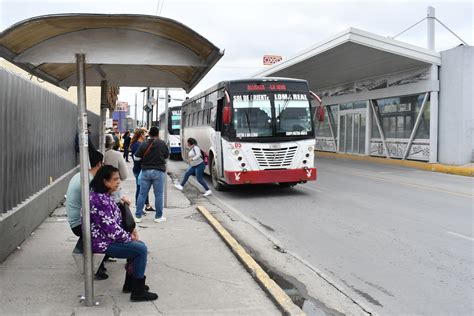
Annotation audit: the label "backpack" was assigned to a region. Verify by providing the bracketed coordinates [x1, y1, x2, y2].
[200, 149, 209, 165]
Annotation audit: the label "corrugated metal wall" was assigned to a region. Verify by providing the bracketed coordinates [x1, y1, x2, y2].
[0, 67, 99, 214]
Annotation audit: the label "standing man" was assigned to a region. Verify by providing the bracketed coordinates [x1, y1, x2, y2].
[134, 126, 169, 223]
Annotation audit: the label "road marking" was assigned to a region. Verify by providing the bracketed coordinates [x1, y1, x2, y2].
[447, 231, 474, 242]
[349, 172, 473, 198]
[300, 185, 323, 193]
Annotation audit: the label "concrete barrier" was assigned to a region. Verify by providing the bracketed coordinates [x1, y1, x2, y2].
[0, 167, 79, 263]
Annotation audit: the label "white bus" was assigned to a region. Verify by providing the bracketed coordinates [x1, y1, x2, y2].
[159, 106, 182, 159]
[181, 78, 320, 190]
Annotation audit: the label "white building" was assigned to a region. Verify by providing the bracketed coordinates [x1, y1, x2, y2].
[254, 27, 473, 166]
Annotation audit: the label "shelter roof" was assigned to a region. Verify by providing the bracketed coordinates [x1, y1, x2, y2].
[253, 27, 441, 91]
[0, 14, 224, 92]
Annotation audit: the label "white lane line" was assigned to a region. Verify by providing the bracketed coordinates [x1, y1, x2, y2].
[300, 185, 323, 193]
[447, 231, 474, 242]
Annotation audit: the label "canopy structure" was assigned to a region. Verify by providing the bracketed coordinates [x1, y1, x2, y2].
[0, 14, 223, 92]
[253, 27, 441, 91]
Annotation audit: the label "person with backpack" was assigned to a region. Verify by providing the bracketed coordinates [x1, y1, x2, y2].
[174, 137, 212, 197]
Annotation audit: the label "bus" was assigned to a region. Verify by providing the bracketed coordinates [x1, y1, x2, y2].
[159, 106, 182, 159]
[181, 78, 320, 190]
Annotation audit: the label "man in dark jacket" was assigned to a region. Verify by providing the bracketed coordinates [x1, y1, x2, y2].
[134, 126, 169, 223]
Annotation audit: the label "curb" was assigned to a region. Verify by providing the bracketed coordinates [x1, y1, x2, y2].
[315, 151, 474, 177]
[196, 205, 305, 316]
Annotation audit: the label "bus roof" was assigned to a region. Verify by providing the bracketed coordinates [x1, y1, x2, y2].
[183, 77, 309, 106]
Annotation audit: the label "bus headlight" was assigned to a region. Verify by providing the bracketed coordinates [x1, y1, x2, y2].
[307, 146, 313, 151]
[233, 149, 240, 155]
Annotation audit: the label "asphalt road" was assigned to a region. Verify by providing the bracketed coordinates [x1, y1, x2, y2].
[168, 157, 473, 315]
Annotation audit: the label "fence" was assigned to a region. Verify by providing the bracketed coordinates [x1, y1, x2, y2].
[0, 67, 99, 214]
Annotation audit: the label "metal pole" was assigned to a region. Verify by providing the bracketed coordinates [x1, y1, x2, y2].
[369, 100, 391, 159]
[155, 89, 160, 122]
[429, 65, 439, 163]
[141, 92, 145, 127]
[402, 93, 429, 160]
[164, 88, 169, 207]
[146, 87, 151, 129]
[99, 80, 108, 154]
[427, 6, 435, 50]
[76, 54, 95, 307]
[134, 93, 138, 124]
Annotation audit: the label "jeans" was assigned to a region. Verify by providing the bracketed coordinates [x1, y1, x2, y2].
[106, 241, 148, 278]
[133, 171, 149, 206]
[136, 169, 165, 219]
[181, 162, 209, 191]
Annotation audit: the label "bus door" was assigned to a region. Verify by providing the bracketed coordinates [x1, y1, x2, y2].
[212, 97, 224, 179]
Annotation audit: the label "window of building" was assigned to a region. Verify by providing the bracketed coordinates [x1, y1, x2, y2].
[372, 94, 430, 139]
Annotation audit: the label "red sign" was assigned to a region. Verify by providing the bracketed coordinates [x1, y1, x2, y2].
[263, 55, 283, 65]
[247, 84, 265, 91]
[269, 84, 287, 91]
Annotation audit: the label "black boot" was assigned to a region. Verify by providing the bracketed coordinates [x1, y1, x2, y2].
[123, 273, 149, 293]
[130, 276, 158, 301]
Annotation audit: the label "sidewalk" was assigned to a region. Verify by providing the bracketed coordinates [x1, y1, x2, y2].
[0, 163, 280, 315]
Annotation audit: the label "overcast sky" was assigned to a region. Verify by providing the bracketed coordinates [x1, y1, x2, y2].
[1, 0, 472, 118]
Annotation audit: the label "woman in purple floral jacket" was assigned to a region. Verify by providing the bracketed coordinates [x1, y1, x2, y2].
[89, 165, 158, 302]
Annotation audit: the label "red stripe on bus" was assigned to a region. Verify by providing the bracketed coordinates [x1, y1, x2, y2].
[223, 168, 317, 185]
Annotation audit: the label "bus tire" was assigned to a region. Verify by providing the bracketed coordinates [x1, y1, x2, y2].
[211, 158, 224, 191]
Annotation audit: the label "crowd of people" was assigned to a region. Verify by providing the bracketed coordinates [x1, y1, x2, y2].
[66, 125, 212, 302]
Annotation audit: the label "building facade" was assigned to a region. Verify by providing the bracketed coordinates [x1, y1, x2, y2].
[254, 28, 473, 165]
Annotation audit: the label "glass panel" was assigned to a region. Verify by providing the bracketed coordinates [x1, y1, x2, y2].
[353, 101, 367, 109]
[315, 106, 331, 137]
[233, 94, 272, 137]
[339, 102, 353, 110]
[339, 115, 346, 152]
[274, 93, 313, 136]
[359, 114, 366, 154]
[346, 115, 353, 153]
[415, 96, 430, 139]
[374, 94, 429, 140]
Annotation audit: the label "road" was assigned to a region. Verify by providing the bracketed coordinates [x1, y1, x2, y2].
[168, 157, 473, 315]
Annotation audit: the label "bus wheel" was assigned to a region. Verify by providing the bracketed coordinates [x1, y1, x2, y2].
[211, 159, 224, 191]
[279, 182, 297, 188]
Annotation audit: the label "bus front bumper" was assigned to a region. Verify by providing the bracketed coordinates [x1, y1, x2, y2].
[224, 168, 317, 185]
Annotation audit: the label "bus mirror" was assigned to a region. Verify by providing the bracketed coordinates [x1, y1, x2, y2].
[223, 105, 231, 125]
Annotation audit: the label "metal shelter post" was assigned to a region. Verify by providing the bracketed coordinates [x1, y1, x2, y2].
[76, 53, 95, 307]
[402, 93, 429, 160]
[164, 88, 169, 207]
[99, 80, 108, 154]
[369, 100, 391, 159]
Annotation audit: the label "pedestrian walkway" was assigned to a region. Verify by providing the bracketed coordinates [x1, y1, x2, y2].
[0, 163, 280, 315]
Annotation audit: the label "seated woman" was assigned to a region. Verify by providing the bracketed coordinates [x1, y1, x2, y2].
[89, 165, 158, 302]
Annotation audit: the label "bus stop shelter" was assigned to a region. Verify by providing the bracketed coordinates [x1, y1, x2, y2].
[0, 13, 223, 306]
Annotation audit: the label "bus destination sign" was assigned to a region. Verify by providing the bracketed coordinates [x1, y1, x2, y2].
[247, 84, 287, 91]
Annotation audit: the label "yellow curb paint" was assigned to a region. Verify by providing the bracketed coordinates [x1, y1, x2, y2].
[196, 205, 305, 316]
[315, 151, 474, 177]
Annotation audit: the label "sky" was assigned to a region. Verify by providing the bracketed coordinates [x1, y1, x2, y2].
[1, 0, 472, 120]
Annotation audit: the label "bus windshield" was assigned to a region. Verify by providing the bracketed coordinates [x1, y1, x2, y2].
[231, 93, 313, 138]
[274, 93, 312, 136]
[233, 94, 272, 138]
[169, 109, 181, 135]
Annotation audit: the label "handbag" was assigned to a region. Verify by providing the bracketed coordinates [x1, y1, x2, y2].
[117, 202, 136, 233]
